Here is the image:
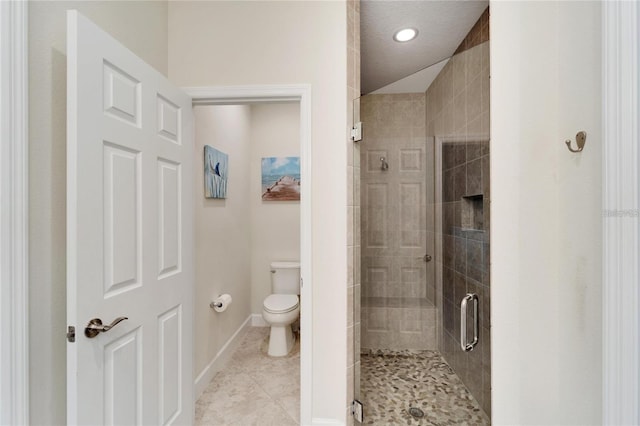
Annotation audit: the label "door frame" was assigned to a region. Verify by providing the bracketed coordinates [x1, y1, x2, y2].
[0, 1, 29, 424]
[602, 1, 639, 424]
[184, 85, 312, 425]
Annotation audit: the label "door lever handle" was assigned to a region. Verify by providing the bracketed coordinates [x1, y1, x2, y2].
[84, 316, 128, 338]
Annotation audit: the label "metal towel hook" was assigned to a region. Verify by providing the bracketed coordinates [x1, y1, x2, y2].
[565, 131, 587, 153]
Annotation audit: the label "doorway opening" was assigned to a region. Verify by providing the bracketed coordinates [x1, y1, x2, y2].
[186, 85, 312, 425]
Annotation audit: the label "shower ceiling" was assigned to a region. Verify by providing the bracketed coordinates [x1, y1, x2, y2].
[361, 0, 488, 94]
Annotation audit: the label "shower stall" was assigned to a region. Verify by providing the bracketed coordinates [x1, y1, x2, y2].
[353, 34, 491, 424]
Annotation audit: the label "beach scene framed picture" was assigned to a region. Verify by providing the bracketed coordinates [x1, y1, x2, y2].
[261, 157, 301, 201]
[204, 145, 228, 199]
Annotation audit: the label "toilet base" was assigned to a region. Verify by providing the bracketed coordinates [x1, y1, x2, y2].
[268, 324, 295, 357]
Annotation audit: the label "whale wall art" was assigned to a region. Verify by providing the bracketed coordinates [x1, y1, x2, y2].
[261, 157, 301, 201]
[204, 145, 228, 199]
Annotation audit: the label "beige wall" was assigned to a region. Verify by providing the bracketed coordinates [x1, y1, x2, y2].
[193, 105, 252, 376]
[169, 2, 348, 421]
[249, 103, 301, 314]
[491, 1, 602, 424]
[28, 2, 168, 423]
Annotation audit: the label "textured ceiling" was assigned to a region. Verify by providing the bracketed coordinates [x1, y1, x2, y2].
[361, 0, 488, 94]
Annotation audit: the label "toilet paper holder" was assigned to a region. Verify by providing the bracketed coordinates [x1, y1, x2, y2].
[210, 294, 232, 312]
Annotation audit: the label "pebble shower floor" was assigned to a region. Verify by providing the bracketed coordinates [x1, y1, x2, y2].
[360, 350, 490, 425]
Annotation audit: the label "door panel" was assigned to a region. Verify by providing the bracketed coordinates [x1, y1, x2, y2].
[67, 10, 193, 425]
[158, 159, 181, 278]
[103, 61, 141, 126]
[157, 95, 181, 144]
[158, 306, 182, 424]
[103, 143, 141, 295]
[104, 329, 142, 425]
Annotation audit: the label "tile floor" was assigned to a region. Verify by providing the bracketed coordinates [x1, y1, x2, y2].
[195, 327, 300, 426]
[361, 350, 490, 425]
[196, 328, 488, 426]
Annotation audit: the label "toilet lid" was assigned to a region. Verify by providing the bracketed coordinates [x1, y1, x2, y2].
[263, 294, 299, 313]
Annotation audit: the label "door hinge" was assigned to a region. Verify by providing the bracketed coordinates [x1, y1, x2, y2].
[351, 122, 363, 142]
[67, 326, 76, 343]
[352, 400, 364, 423]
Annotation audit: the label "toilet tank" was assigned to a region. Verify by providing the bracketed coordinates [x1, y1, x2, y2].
[270, 261, 301, 295]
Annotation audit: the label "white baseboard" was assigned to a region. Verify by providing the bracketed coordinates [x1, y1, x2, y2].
[251, 313, 269, 327]
[194, 315, 252, 398]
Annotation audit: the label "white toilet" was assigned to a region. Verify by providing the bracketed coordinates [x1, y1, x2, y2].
[262, 261, 300, 357]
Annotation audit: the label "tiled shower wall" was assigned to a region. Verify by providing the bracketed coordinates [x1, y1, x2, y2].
[440, 140, 490, 414]
[454, 7, 489, 55]
[359, 93, 437, 351]
[426, 27, 491, 418]
[346, 0, 360, 423]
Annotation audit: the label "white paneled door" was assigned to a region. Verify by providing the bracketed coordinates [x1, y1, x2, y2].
[66, 11, 194, 425]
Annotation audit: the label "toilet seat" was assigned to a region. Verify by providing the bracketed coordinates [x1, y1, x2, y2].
[263, 294, 299, 314]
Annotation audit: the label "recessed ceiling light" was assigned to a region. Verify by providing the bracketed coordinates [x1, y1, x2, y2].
[393, 28, 418, 42]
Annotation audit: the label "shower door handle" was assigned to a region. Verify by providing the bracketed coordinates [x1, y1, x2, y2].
[460, 293, 479, 352]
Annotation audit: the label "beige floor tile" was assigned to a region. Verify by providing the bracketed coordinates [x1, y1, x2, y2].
[196, 327, 300, 426]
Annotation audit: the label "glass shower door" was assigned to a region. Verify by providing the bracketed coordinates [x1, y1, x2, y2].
[350, 96, 362, 422]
